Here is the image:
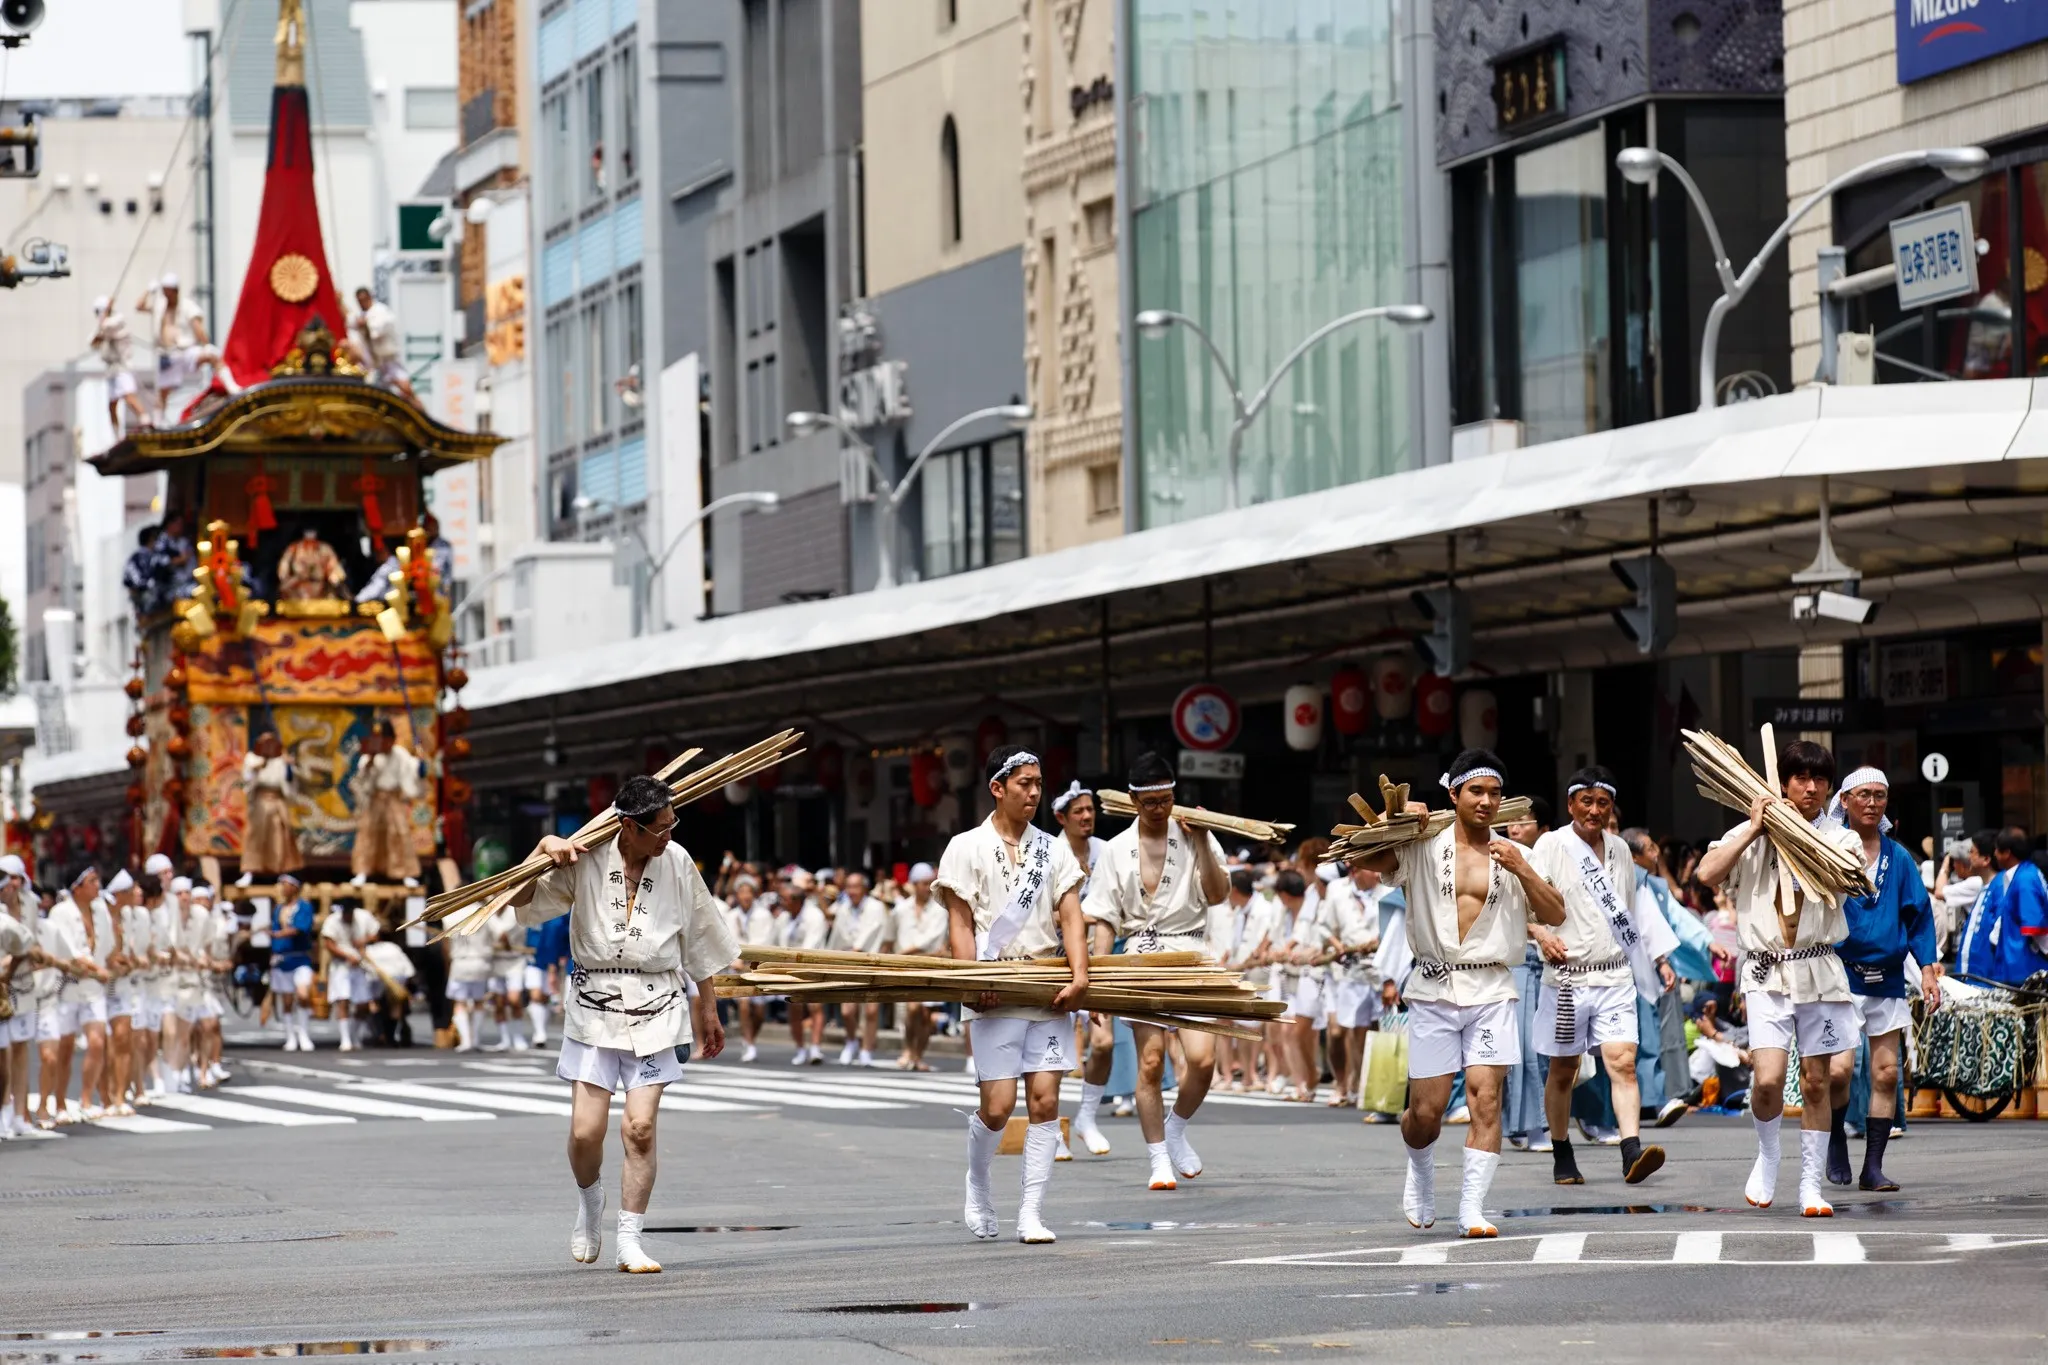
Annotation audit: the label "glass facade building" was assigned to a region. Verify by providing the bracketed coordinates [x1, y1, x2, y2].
[1127, 0, 1411, 527]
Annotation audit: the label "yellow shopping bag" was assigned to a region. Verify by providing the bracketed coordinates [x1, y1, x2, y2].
[1361, 1028, 1409, 1116]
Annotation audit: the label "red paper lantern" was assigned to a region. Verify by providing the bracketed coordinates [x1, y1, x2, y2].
[166, 734, 192, 759]
[125, 714, 147, 738]
[1330, 666, 1370, 735]
[443, 776, 474, 805]
[444, 708, 472, 736]
[165, 663, 188, 690]
[587, 775, 618, 819]
[910, 752, 945, 808]
[446, 736, 472, 760]
[814, 742, 845, 792]
[126, 746, 148, 769]
[975, 715, 1008, 767]
[1415, 673, 1454, 738]
[125, 783, 144, 805]
[444, 666, 470, 692]
[168, 706, 191, 734]
[123, 677, 146, 701]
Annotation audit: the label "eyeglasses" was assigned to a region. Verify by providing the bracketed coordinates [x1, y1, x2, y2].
[630, 817, 676, 842]
[1843, 788, 1889, 803]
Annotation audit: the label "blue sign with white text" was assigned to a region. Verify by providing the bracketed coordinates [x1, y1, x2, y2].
[1897, 0, 2048, 83]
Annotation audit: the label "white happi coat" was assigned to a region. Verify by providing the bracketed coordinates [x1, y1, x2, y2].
[892, 894, 950, 957]
[1712, 815, 1857, 1003]
[519, 841, 738, 1056]
[1385, 826, 1537, 1007]
[1081, 823, 1228, 953]
[1530, 827, 1639, 991]
[837, 895, 893, 953]
[46, 896, 113, 1005]
[933, 816, 1085, 1022]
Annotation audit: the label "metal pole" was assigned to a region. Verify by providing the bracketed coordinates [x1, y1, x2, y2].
[1814, 246, 1846, 386]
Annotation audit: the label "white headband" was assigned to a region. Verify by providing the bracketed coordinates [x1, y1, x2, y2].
[1840, 766, 1888, 793]
[1051, 780, 1093, 815]
[1826, 766, 1891, 834]
[1566, 780, 1618, 798]
[989, 750, 1040, 785]
[106, 869, 135, 894]
[1442, 766, 1504, 792]
[1127, 780, 1177, 793]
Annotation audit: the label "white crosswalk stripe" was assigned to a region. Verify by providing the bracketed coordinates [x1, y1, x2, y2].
[229, 1085, 499, 1122]
[465, 1080, 765, 1114]
[144, 1091, 355, 1127]
[85, 1112, 212, 1134]
[347, 1081, 574, 1116]
[1224, 1230, 2048, 1267]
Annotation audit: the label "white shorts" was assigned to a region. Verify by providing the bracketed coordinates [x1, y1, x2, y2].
[523, 964, 548, 994]
[1850, 992, 1913, 1039]
[488, 974, 523, 997]
[109, 368, 138, 399]
[1407, 996, 1520, 1079]
[40, 997, 109, 1039]
[1286, 972, 1331, 1023]
[109, 981, 143, 1019]
[141, 996, 166, 1030]
[270, 965, 314, 998]
[968, 1014, 1075, 1081]
[5, 1008, 37, 1044]
[1533, 980, 1639, 1058]
[327, 964, 375, 1005]
[448, 978, 492, 1002]
[1744, 988, 1857, 1057]
[1334, 978, 1382, 1029]
[556, 1037, 686, 1093]
[197, 989, 224, 1021]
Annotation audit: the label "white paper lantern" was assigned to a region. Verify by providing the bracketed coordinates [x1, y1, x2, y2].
[1283, 683, 1324, 751]
[1458, 688, 1500, 751]
[723, 778, 753, 805]
[1371, 653, 1415, 721]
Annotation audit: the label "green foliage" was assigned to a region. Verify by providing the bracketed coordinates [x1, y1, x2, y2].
[0, 594, 16, 695]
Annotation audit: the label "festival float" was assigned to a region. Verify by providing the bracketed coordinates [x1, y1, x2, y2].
[90, 0, 502, 913]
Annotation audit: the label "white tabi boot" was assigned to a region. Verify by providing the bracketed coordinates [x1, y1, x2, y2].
[453, 1008, 476, 1054]
[614, 1210, 661, 1272]
[1799, 1128, 1835, 1218]
[1146, 1141, 1177, 1191]
[1458, 1148, 1500, 1238]
[571, 1180, 604, 1264]
[1746, 1115, 1782, 1209]
[1165, 1111, 1202, 1178]
[1073, 1082, 1111, 1155]
[1402, 1140, 1437, 1230]
[1053, 1126, 1073, 1162]
[526, 1000, 549, 1046]
[963, 1113, 1002, 1239]
[1017, 1120, 1060, 1243]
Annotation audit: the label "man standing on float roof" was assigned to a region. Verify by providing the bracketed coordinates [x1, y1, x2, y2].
[933, 745, 1090, 1244]
[1351, 749, 1566, 1237]
[1082, 751, 1230, 1191]
[1528, 766, 1679, 1188]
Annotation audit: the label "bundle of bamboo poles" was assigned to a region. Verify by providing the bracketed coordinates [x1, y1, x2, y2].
[1094, 789, 1294, 846]
[404, 730, 805, 938]
[1325, 774, 1532, 865]
[1682, 724, 1872, 909]
[714, 944, 1285, 1042]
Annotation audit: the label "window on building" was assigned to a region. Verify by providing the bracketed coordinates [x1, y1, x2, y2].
[580, 63, 606, 205]
[583, 294, 614, 440]
[618, 277, 644, 413]
[1513, 128, 1611, 445]
[542, 90, 572, 226]
[939, 115, 962, 246]
[25, 520, 44, 594]
[614, 44, 639, 184]
[543, 313, 574, 451]
[919, 435, 1025, 579]
[1036, 233, 1058, 415]
[404, 86, 458, 130]
[1088, 462, 1120, 518]
[1083, 196, 1115, 249]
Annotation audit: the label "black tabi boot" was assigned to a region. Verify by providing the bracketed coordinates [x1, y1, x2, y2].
[1859, 1123, 1899, 1192]
[1826, 1105, 1854, 1187]
[1621, 1135, 1666, 1184]
[1551, 1136, 1585, 1185]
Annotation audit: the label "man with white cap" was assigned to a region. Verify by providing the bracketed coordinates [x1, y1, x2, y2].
[1082, 751, 1230, 1191]
[258, 872, 317, 1051]
[101, 869, 145, 1115]
[135, 271, 213, 419]
[91, 295, 147, 432]
[39, 868, 114, 1123]
[891, 863, 949, 1071]
[1, 854, 55, 1139]
[1824, 766, 1940, 1192]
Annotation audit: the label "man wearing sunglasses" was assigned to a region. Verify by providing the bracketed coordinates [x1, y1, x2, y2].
[514, 774, 737, 1274]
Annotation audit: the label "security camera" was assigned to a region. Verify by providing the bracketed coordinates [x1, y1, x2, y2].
[1791, 587, 1880, 625]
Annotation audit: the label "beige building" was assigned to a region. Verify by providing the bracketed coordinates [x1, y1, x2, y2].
[1020, 0, 1121, 554]
[1784, 0, 2048, 380]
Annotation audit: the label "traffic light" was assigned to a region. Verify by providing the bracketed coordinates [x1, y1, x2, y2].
[1611, 553, 1676, 654]
[1411, 585, 1470, 676]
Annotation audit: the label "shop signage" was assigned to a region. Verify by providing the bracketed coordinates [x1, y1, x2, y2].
[1896, 0, 2048, 85]
[1879, 639, 1949, 705]
[1751, 697, 1883, 730]
[1922, 751, 1950, 783]
[1172, 683, 1241, 752]
[1888, 201, 1978, 310]
[1491, 37, 1566, 133]
[1179, 749, 1246, 781]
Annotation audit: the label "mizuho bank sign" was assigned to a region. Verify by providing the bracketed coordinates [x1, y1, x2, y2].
[1896, 0, 2048, 83]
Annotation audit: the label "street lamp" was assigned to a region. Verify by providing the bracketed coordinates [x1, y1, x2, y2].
[786, 402, 1032, 589]
[1616, 143, 1989, 410]
[571, 489, 781, 630]
[1132, 303, 1433, 511]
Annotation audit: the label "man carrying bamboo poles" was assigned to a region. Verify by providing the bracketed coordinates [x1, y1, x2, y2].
[1528, 766, 1679, 1187]
[1696, 739, 1861, 1218]
[1081, 752, 1231, 1191]
[1347, 749, 1567, 1237]
[513, 774, 736, 1273]
[933, 745, 1091, 1244]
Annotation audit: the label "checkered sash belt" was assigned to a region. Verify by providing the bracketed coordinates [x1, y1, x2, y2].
[1553, 954, 1629, 1047]
[1415, 958, 1510, 983]
[1744, 943, 1837, 987]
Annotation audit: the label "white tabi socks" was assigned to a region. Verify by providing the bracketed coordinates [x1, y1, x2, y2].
[1164, 1111, 1202, 1178]
[336, 1017, 353, 1052]
[453, 1007, 475, 1052]
[1402, 1140, 1437, 1229]
[507, 1018, 529, 1052]
[1146, 1140, 1177, 1191]
[964, 1113, 1001, 1239]
[1746, 1115, 1782, 1209]
[1074, 1082, 1110, 1155]
[1017, 1120, 1059, 1243]
[1799, 1128, 1835, 1218]
[1458, 1148, 1500, 1238]
[293, 1006, 313, 1052]
[615, 1210, 660, 1272]
[570, 1180, 604, 1263]
[526, 1000, 548, 1046]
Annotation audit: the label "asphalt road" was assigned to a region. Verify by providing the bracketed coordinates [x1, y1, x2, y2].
[6, 1032, 2046, 1363]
